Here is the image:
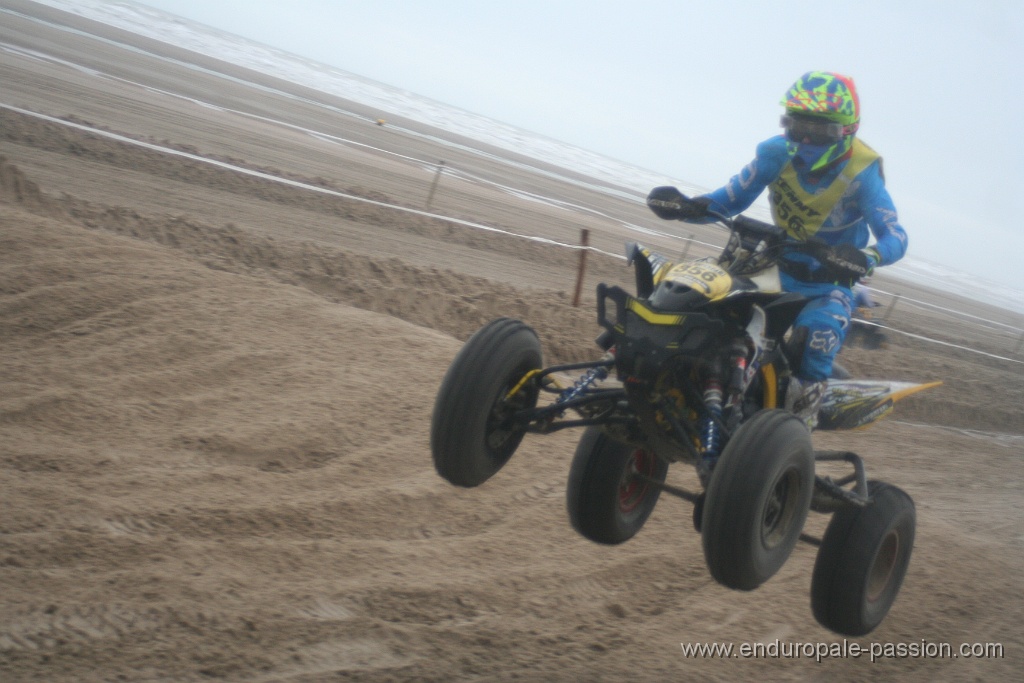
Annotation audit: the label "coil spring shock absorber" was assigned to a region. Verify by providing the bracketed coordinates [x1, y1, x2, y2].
[554, 350, 614, 417]
[701, 376, 723, 462]
[557, 364, 609, 405]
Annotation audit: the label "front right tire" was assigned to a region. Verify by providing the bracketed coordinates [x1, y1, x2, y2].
[431, 318, 542, 487]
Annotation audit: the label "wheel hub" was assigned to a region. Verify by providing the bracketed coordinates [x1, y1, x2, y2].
[619, 448, 654, 513]
[762, 467, 802, 548]
[866, 530, 900, 602]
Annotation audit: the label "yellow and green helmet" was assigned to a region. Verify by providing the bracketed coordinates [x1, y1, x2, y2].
[781, 71, 861, 170]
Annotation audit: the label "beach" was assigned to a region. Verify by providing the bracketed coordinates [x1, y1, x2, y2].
[1, 1, 1022, 680]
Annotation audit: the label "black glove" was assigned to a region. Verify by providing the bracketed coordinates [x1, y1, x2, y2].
[822, 243, 870, 281]
[646, 186, 710, 221]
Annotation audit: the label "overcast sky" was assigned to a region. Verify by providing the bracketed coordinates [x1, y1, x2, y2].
[132, 0, 1022, 287]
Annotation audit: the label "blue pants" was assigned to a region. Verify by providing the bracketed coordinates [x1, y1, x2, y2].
[780, 272, 854, 382]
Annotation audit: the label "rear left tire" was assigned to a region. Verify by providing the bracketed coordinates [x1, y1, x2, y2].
[567, 427, 668, 544]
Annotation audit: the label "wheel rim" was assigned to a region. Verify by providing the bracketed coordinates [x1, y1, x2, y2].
[866, 530, 900, 602]
[761, 466, 803, 548]
[619, 448, 655, 513]
[484, 376, 533, 452]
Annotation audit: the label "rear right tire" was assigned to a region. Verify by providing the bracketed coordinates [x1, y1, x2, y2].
[811, 480, 916, 636]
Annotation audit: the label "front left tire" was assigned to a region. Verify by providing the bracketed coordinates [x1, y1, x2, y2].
[701, 409, 815, 590]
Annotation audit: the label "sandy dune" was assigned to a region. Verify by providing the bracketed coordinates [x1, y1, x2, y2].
[1, 2, 1022, 681]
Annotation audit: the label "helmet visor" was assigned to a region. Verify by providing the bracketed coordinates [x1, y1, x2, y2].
[780, 114, 846, 146]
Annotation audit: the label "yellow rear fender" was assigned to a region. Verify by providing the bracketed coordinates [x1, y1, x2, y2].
[817, 380, 943, 431]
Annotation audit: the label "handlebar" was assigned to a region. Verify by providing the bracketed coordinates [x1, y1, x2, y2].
[643, 188, 865, 284]
[704, 209, 864, 284]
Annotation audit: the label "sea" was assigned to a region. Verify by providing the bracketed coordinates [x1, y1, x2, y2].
[13, 0, 1024, 318]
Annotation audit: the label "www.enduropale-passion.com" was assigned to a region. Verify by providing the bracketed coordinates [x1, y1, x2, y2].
[680, 639, 1005, 663]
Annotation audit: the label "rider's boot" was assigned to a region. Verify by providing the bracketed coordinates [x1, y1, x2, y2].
[785, 376, 827, 430]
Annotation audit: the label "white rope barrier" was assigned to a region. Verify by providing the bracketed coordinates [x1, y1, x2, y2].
[852, 318, 1022, 364]
[869, 285, 1022, 334]
[0, 103, 626, 264]
[3, 102, 1021, 366]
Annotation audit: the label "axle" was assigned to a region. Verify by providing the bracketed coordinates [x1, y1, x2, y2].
[631, 449, 873, 546]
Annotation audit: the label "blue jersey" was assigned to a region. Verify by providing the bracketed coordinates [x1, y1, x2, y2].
[703, 135, 908, 268]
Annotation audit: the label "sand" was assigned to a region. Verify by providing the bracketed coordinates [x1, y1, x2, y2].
[1, 2, 1022, 681]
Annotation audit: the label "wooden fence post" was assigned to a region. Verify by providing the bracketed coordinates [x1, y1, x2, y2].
[425, 161, 445, 209]
[572, 229, 590, 307]
[883, 293, 901, 321]
[680, 234, 694, 261]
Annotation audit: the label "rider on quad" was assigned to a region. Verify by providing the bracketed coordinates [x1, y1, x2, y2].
[647, 71, 908, 428]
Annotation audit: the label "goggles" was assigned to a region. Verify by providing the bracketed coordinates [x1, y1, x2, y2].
[780, 114, 853, 145]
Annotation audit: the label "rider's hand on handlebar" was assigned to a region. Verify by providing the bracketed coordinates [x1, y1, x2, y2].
[862, 246, 880, 274]
[823, 243, 871, 280]
[646, 186, 711, 221]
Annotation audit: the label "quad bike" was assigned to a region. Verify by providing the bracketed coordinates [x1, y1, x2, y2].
[430, 208, 939, 637]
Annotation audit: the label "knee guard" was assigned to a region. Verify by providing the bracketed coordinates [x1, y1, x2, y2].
[790, 293, 852, 382]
